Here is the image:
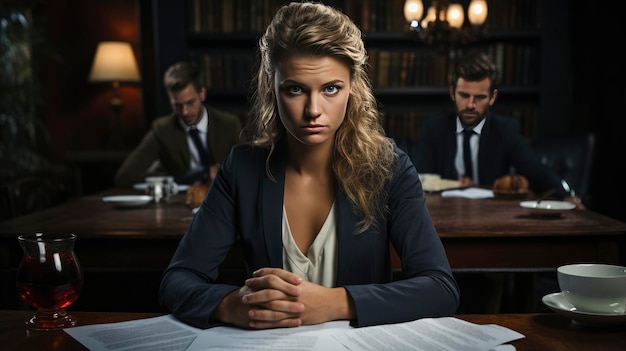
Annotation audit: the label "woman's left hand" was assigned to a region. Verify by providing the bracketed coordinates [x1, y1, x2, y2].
[241, 268, 305, 328]
[245, 268, 353, 326]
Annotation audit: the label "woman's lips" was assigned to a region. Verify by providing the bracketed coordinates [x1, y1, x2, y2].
[302, 125, 325, 133]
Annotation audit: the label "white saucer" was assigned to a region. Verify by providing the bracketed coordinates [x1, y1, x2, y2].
[542, 292, 626, 327]
[133, 183, 190, 192]
[102, 195, 153, 208]
[520, 200, 575, 217]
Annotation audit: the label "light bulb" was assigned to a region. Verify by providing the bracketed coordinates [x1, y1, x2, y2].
[421, 6, 436, 29]
[403, 0, 424, 22]
[446, 4, 464, 28]
[468, 0, 488, 25]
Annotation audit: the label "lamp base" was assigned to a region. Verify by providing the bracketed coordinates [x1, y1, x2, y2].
[107, 97, 126, 150]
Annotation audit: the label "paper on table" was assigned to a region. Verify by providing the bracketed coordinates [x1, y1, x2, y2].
[188, 320, 351, 351]
[442, 187, 495, 199]
[331, 317, 524, 351]
[64, 314, 201, 351]
[493, 346, 517, 351]
[64, 314, 524, 351]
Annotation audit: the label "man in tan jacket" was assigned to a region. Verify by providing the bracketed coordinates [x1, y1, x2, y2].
[115, 61, 244, 187]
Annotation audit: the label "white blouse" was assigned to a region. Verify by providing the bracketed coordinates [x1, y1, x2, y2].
[282, 202, 337, 288]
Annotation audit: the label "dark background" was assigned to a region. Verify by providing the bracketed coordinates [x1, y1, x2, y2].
[12, 0, 626, 223]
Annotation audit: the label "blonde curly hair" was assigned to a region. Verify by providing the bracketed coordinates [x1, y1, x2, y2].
[249, 1, 396, 233]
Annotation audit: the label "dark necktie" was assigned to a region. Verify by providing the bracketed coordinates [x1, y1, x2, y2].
[463, 129, 474, 179]
[188, 128, 210, 167]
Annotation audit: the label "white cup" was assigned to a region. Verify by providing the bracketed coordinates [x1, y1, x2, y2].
[557, 263, 626, 314]
[145, 176, 179, 203]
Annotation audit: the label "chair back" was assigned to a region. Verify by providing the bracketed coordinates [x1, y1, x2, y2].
[531, 133, 595, 206]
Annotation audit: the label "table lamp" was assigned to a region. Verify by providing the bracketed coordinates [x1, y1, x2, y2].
[88, 41, 141, 149]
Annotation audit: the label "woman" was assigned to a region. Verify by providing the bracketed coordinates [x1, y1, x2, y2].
[159, 1, 459, 330]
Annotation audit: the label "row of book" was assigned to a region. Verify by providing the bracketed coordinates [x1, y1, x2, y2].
[190, 51, 255, 91]
[367, 48, 450, 88]
[187, 0, 543, 34]
[187, 0, 284, 34]
[368, 44, 540, 89]
[190, 42, 540, 91]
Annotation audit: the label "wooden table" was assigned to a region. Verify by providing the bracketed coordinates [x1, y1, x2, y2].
[0, 189, 194, 311]
[404, 194, 626, 271]
[0, 189, 196, 270]
[1, 189, 625, 311]
[1, 310, 624, 351]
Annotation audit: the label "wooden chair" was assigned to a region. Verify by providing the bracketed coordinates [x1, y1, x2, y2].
[507, 133, 598, 312]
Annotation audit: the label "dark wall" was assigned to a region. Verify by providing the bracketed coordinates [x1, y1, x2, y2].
[38, 0, 143, 160]
[570, 7, 626, 221]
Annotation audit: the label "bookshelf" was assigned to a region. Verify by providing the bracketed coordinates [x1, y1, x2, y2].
[146, 0, 570, 142]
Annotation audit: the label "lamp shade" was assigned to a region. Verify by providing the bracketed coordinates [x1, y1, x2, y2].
[89, 41, 141, 82]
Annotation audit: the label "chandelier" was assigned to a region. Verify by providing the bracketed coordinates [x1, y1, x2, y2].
[403, 0, 488, 46]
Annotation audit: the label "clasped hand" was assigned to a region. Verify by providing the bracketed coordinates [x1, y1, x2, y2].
[214, 267, 344, 329]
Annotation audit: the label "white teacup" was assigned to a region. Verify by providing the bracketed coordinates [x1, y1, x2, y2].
[557, 263, 626, 314]
[145, 176, 179, 203]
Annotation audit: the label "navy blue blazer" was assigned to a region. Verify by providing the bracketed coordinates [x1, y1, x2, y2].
[159, 139, 459, 329]
[414, 112, 568, 198]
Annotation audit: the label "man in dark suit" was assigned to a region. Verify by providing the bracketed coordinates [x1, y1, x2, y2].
[414, 50, 581, 206]
[414, 50, 583, 314]
[115, 61, 244, 187]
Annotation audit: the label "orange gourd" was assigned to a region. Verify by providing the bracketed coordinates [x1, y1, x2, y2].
[493, 174, 529, 195]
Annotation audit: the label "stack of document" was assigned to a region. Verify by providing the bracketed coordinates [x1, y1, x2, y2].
[65, 314, 524, 351]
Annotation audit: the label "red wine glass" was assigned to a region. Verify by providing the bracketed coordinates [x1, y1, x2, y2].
[16, 233, 84, 331]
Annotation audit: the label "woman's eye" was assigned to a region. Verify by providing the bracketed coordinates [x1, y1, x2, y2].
[325, 86, 339, 95]
[287, 85, 303, 94]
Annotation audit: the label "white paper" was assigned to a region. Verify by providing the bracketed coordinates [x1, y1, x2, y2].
[441, 187, 495, 199]
[331, 317, 523, 351]
[188, 320, 351, 350]
[64, 315, 523, 351]
[492, 346, 517, 351]
[64, 314, 202, 351]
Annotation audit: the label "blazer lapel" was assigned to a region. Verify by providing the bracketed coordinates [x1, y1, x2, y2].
[259, 142, 367, 278]
[261, 146, 286, 268]
[334, 190, 363, 285]
[168, 115, 191, 169]
[477, 112, 493, 178]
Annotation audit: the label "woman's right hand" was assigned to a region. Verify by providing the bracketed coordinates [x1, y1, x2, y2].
[211, 268, 305, 329]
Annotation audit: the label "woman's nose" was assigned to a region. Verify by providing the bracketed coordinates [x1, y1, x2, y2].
[305, 94, 321, 118]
